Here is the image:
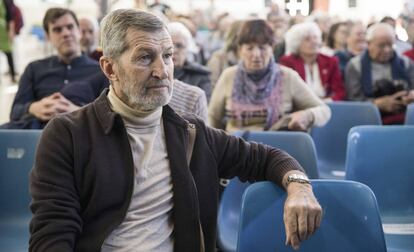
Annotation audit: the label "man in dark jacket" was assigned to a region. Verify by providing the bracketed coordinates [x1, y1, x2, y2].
[29, 9, 322, 252]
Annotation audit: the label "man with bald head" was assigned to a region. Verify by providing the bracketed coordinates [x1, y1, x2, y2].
[79, 16, 103, 61]
[345, 22, 414, 124]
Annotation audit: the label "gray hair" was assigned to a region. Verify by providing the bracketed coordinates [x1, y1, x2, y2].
[284, 22, 322, 55]
[100, 9, 166, 59]
[366, 23, 395, 42]
[167, 22, 198, 54]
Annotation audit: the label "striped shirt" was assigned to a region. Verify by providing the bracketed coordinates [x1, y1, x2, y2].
[169, 79, 208, 122]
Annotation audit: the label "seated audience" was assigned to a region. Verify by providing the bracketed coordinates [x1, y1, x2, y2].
[2, 8, 100, 129]
[266, 12, 289, 61]
[79, 16, 103, 61]
[209, 19, 330, 133]
[280, 22, 346, 101]
[320, 22, 349, 56]
[345, 23, 414, 124]
[207, 20, 241, 87]
[381, 16, 412, 55]
[167, 22, 212, 100]
[335, 22, 367, 75]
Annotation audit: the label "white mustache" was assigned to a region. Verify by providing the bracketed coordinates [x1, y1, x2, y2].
[145, 79, 171, 89]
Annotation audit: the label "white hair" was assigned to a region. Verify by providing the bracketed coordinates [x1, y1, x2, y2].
[167, 22, 198, 54]
[284, 22, 322, 55]
[366, 23, 396, 42]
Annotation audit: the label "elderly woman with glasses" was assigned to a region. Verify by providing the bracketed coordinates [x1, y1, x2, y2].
[167, 22, 212, 100]
[208, 19, 330, 133]
[280, 22, 346, 101]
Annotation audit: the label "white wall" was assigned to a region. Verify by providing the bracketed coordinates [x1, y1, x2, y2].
[159, 0, 268, 19]
[328, 0, 407, 23]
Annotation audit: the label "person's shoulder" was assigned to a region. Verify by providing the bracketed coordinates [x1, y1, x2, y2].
[27, 56, 57, 67]
[174, 79, 205, 96]
[78, 55, 100, 66]
[64, 100, 97, 120]
[184, 61, 211, 75]
[45, 102, 95, 135]
[318, 52, 336, 60]
[51, 91, 109, 129]
[209, 49, 226, 61]
[279, 54, 302, 66]
[279, 64, 300, 77]
[334, 50, 348, 57]
[220, 65, 238, 77]
[316, 53, 338, 64]
[279, 54, 296, 62]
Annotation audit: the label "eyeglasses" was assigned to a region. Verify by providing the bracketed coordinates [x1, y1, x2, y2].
[174, 42, 186, 50]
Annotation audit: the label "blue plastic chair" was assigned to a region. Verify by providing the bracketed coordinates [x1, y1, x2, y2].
[30, 25, 45, 41]
[345, 126, 414, 252]
[237, 180, 386, 252]
[311, 101, 381, 179]
[0, 130, 42, 252]
[217, 131, 318, 252]
[405, 103, 414, 125]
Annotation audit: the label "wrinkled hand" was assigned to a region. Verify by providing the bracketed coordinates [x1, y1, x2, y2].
[283, 176, 322, 250]
[29, 92, 80, 121]
[288, 111, 313, 132]
[374, 91, 406, 113]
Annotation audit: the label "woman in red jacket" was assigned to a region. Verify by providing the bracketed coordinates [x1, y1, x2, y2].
[280, 22, 346, 101]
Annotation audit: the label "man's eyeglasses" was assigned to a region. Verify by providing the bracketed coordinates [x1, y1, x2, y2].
[174, 42, 186, 50]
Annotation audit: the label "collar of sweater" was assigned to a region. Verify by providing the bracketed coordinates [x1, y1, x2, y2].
[107, 85, 162, 129]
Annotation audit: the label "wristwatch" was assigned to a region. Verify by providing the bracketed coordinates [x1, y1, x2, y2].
[286, 173, 311, 186]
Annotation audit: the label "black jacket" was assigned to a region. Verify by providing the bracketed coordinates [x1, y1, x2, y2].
[175, 61, 212, 100]
[29, 90, 302, 252]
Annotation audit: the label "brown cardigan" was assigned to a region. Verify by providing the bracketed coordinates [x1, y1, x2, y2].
[29, 90, 303, 252]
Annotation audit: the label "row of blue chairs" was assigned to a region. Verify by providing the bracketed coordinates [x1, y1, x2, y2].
[0, 130, 42, 252]
[1, 103, 413, 251]
[219, 126, 414, 252]
[312, 102, 414, 179]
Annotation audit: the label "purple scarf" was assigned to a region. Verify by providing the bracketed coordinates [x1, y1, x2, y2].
[231, 57, 283, 130]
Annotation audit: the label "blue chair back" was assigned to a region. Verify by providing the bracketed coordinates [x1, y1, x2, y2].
[0, 130, 42, 252]
[345, 126, 414, 252]
[237, 180, 386, 252]
[218, 131, 318, 252]
[242, 131, 318, 178]
[311, 101, 381, 179]
[405, 103, 414, 125]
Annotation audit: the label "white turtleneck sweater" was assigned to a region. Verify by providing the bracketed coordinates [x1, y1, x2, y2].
[101, 87, 174, 252]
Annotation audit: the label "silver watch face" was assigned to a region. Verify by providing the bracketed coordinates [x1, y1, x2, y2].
[288, 173, 310, 183]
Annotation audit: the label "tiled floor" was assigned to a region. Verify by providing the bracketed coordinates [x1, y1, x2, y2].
[0, 34, 49, 125]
